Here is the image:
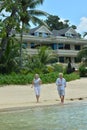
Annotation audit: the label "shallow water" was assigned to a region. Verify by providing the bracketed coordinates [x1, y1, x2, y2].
[0, 102, 87, 130]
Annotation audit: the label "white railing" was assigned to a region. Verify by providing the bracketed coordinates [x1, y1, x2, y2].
[55, 49, 79, 56]
[15, 34, 87, 44]
[0, 34, 87, 45]
[24, 48, 79, 56]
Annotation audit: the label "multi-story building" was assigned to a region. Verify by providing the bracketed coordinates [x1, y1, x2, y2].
[16, 25, 87, 63]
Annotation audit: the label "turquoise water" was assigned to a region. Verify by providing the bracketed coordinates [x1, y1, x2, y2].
[0, 102, 87, 130]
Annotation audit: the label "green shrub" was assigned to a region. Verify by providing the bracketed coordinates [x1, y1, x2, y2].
[0, 73, 34, 85]
[79, 64, 87, 77]
[0, 72, 80, 85]
[64, 73, 80, 82]
[52, 63, 63, 72]
[47, 65, 54, 73]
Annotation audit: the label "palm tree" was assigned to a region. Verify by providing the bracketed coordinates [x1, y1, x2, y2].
[0, 0, 49, 72]
[0, 37, 20, 74]
[26, 46, 58, 73]
[37, 46, 57, 65]
[18, 0, 48, 67]
[0, 0, 48, 60]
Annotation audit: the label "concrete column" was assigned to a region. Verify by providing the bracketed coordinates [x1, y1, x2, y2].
[71, 57, 75, 63]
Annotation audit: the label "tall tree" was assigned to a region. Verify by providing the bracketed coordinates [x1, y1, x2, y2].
[45, 15, 69, 30]
[0, 0, 48, 59]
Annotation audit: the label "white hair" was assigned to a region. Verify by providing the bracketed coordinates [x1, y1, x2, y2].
[59, 73, 63, 77]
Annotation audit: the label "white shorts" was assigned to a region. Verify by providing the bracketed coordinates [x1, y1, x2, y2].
[34, 87, 40, 96]
[57, 88, 65, 96]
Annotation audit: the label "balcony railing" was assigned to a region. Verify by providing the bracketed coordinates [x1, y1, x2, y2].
[15, 34, 87, 45]
[25, 48, 79, 57]
[55, 49, 79, 56]
[0, 34, 87, 45]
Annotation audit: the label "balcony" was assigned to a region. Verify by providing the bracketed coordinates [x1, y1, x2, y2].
[54, 49, 79, 56]
[24, 48, 79, 57]
[15, 34, 87, 45]
[0, 34, 87, 45]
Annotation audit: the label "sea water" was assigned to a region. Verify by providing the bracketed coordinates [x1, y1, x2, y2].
[0, 102, 87, 130]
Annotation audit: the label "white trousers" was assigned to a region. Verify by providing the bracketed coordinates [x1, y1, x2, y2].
[34, 87, 40, 96]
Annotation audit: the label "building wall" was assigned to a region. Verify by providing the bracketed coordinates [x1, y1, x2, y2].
[20, 30, 87, 63]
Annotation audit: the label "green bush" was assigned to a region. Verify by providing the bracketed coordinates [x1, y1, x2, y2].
[0, 72, 80, 85]
[47, 65, 54, 73]
[64, 73, 80, 82]
[79, 64, 87, 77]
[52, 63, 63, 72]
[0, 73, 34, 85]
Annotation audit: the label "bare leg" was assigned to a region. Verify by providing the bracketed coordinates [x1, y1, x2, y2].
[60, 96, 64, 104]
[36, 95, 40, 103]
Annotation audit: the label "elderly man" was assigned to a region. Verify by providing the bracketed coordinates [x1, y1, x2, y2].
[56, 73, 66, 104]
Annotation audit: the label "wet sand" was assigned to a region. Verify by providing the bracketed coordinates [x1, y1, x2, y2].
[0, 78, 87, 110]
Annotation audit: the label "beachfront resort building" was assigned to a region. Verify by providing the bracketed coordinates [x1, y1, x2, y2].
[16, 25, 87, 63]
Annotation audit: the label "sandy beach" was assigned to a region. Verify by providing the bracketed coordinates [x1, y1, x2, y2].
[0, 78, 87, 110]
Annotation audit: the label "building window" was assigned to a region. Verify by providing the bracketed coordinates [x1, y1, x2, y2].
[75, 45, 81, 50]
[59, 57, 64, 63]
[43, 33, 49, 38]
[30, 43, 35, 48]
[64, 44, 70, 50]
[65, 57, 71, 63]
[65, 33, 70, 37]
[58, 43, 64, 49]
[52, 43, 57, 50]
[39, 32, 42, 37]
[22, 43, 28, 49]
[35, 32, 39, 36]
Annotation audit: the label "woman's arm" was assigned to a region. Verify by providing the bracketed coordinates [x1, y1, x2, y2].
[39, 79, 42, 85]
[31, 80, 34, 88]
[56, 79, 62, 86]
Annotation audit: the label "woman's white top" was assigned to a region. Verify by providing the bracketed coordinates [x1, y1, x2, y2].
[33, 78, 41, 87]
[56, 78, 66, 90]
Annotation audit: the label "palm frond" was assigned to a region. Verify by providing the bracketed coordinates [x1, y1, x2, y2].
[29, 15, 48, 27]
[28, 0, 44, 8]
[83, 32, 87, 37]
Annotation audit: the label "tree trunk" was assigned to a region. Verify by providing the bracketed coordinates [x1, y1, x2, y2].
[0, 7, 17, 60]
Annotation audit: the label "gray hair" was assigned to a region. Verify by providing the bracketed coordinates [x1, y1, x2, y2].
[59, 73, 63, 77]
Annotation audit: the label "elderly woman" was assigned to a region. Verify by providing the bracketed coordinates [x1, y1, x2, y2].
[32, 74, 42, 103]
[56, 73, 66, 104]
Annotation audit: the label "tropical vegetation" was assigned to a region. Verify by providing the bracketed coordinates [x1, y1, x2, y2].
[0, 72, 80, 85]
[0, 0, 49, 73]
[77, 46, 87, 77]
[0, 0, 85, 85]
[45, 15, 77, 31]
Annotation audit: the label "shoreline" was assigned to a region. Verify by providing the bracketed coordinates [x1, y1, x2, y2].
[0, 99, 87, 113]
[0, 77, 87, 111]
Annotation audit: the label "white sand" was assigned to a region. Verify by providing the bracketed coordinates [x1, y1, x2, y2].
[0, 78, 87, 110]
